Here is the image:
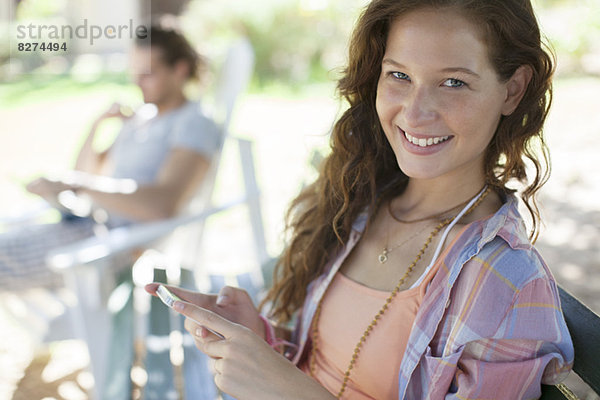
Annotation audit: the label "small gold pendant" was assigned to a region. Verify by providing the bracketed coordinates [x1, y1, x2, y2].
[378, 249, 388, 264]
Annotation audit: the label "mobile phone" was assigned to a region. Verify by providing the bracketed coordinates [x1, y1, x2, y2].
[157, 284, 182, 308]
[156, 285, 225, 339]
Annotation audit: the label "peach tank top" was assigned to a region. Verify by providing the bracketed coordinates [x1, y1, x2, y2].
[299, 232, 465, 399]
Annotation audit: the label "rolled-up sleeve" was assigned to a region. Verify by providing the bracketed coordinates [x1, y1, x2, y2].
[447, 277, 574, 399]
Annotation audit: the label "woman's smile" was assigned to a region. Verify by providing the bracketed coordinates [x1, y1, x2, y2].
[399, 127, 454, 155]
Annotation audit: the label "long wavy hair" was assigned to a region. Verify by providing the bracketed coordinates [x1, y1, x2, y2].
[262, 0, 554, 324]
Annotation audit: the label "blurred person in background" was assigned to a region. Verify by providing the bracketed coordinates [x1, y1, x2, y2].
[148, 0, 574, 398]
[0, 25, 221, 290]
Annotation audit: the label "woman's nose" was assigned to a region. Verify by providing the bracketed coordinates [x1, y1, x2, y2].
[402, 86, 438, 127]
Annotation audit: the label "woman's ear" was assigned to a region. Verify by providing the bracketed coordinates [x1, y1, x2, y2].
[501, 65, 533, 116]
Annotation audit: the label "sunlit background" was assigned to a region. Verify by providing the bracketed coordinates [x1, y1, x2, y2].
[0, 0, 599, 398]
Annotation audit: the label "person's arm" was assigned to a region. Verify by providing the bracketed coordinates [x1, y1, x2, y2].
[76, 147, 211, 221]
[75, 102, 131, 174]
[424, 277, 574, 399]
[27, 147, 210, 221]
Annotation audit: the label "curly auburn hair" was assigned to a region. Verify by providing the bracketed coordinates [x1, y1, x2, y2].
[262, 0, 555, 324]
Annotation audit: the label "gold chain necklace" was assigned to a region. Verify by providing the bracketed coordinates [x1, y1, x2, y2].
[378, 223, 428, 264]
[309, 187, 490, 398]
[387, 185, 486, 224]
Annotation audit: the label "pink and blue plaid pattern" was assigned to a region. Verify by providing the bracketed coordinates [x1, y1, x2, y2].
[291, 194, 574, 399]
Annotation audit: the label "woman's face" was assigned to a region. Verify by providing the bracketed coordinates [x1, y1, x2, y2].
[376, 8, 517, 185]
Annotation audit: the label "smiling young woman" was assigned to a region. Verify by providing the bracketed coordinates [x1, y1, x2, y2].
[152, 1, 574, 399]
[376, 8, 529, 185]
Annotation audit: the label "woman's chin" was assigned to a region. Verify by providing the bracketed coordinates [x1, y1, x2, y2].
[395, 159, 441, 181]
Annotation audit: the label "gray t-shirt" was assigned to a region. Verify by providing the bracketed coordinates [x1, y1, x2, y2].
[109, 101, 221, 184]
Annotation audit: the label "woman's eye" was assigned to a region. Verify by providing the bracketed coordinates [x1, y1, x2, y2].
[443, 78, 465, 88]
[390, 71, 410, 81]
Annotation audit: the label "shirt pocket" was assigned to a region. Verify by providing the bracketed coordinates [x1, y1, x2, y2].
[408, 346, 463, 399]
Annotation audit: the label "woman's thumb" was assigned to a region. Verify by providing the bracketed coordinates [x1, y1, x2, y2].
[216, 285, 246, 306]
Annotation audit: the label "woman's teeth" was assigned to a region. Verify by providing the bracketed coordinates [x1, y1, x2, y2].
[404, 131, 450, 147]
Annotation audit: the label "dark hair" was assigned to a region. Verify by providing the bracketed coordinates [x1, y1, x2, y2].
[136, 25, 204, 80]
[262, 0, 554, 324]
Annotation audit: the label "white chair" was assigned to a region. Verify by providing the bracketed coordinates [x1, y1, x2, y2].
[44, 37, 268, 400]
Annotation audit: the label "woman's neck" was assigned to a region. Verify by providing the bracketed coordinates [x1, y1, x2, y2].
[392, 176, 488, 222]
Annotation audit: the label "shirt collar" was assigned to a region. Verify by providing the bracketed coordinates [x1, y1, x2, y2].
[477, 193, 532, 251]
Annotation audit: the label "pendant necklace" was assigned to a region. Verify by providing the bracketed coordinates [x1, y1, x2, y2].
[378, 223, 428, 264]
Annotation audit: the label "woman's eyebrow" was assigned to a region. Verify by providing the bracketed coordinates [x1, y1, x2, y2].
[441, 67, 481, 79]
[382, 58, 405, 68]
[382, 59, 481, 80]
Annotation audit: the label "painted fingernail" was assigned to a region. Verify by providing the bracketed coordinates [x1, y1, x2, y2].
[174, 301, 184, 311]
[216, 294, 228, 306]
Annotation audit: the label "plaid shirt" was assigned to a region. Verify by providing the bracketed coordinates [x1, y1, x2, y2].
[291, 194, 574, 399]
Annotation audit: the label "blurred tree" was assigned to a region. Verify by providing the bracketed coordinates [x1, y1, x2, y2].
[535, 0, 600, 75]
[180, 0, 368, 88]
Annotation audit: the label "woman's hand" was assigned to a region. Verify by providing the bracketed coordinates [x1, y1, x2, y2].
[173, 300, 336, 400]
[145, 283, 265, 339]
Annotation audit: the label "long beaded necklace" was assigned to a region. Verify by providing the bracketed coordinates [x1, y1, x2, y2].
[308, 187, 490, 398]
